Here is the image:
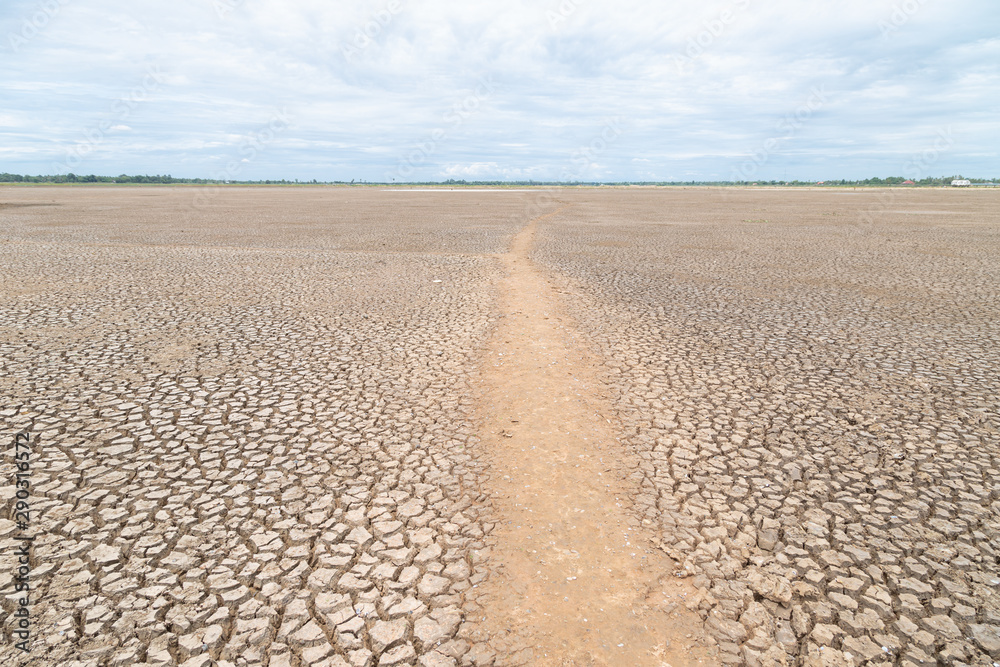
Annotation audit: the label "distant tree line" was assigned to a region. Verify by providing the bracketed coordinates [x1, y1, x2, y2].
[442, 177, 1000, 186]
[0, 173, 996, 186]
[803, 176, 997, 187]
[0, 173, 333, 185]
[444, 176, 999, 186]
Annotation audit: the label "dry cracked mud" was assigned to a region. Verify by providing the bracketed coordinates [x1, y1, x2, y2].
[1, 186, 999, 667]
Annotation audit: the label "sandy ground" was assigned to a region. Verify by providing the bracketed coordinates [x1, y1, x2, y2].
[467, 207, 712, 666]
[0, 186, 998, 667]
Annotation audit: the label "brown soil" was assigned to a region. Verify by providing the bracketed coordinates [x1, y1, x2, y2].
[5, 186, 998, 666]
[471, 206, 716, 666]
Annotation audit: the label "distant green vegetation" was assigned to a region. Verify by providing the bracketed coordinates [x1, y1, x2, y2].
[0, 173, 996, 187]
[0, 173, 331, 185]
[805, 176, 998, 187]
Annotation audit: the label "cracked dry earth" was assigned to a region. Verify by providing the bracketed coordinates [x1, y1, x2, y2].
[0, 186, 998, 667]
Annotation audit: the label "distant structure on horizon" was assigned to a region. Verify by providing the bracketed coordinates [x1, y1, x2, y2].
[951, 179, 972, 187]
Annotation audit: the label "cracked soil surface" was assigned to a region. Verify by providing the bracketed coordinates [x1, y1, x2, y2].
[1, 186, 999, 667]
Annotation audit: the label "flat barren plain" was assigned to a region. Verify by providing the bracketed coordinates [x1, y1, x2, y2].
[1, 186, 998, 667]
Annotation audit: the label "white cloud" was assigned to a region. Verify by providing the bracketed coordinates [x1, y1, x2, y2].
[0, 0, 997, 180]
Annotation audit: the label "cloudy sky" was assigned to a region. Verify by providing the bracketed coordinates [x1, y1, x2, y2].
[2, 0, 998, 181]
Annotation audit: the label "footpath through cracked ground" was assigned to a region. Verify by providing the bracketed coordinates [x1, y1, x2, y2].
[1, 186, 999, 667]
[462, 207, 711, 666]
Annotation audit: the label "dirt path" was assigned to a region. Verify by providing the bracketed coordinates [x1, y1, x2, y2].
[470, 209, 715, 666]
